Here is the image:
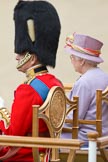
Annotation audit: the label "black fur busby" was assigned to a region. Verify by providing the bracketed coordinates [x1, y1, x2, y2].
[14, 0, 61, 67]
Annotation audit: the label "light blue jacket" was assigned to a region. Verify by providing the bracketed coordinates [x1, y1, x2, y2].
[61, 67, 108, 142]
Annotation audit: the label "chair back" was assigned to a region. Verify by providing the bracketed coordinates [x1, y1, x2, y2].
[63, 83, 72, 93]
[96, 86, 108, 137]
[64, 96, 79, 139]
[32, 86, 66, 162]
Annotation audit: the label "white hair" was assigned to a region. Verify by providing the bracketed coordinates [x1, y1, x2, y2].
[74, 55, 98, 66]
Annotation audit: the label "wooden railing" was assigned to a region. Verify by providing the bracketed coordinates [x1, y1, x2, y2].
[0, 135, 83, 149]
[0, 135, 84, 162]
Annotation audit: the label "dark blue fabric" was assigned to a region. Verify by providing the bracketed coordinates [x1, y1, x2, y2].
[30, 78, 49, 101]
[80, 143, 88, 149]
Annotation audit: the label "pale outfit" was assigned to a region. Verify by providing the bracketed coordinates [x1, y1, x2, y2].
[61, 67, 108, 143]
[0, 97, 5, 107]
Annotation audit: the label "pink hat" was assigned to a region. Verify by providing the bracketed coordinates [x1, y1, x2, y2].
[64, 33, 104, 63]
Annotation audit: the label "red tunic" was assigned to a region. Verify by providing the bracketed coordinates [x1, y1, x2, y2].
[0, 74, 62, 162]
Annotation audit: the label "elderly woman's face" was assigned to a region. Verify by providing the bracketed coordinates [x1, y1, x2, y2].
[70, 55, 83, 73]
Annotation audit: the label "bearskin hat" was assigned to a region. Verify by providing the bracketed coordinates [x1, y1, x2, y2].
[14, 0, 61, 67]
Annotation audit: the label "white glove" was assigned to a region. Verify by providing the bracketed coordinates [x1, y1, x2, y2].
[0, 97, 5, 107]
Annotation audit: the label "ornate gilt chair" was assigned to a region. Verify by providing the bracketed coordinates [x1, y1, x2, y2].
[32, 86, 80, 162]
[32, 86, 66, 162]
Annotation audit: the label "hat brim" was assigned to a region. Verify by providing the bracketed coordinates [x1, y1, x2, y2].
[65, 46, 104, 64]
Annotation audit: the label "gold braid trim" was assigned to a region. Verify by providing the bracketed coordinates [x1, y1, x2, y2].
[0, 107, 10, 129]
[16, 52, 32, 69]
[24, 64, 48, 84]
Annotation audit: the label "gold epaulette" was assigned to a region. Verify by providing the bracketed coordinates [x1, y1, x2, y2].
[0, 107, 10, 129]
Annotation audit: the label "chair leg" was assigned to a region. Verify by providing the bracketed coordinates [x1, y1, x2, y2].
[100, 149, 108, 162]
[67, 149, 76, 162]
[50, 148, 60, 162]
[32, 148, 40, 162]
